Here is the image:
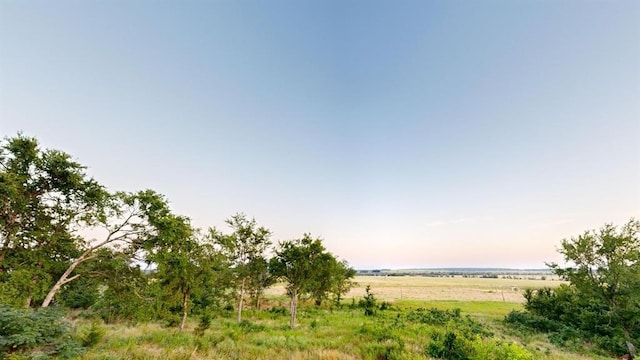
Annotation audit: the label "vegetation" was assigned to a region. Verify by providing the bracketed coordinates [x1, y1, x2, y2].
[506, 219, 640, 359]
[1, 134, 636, 359]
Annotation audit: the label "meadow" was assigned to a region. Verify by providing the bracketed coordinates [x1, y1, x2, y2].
[74, 275, 611, 360]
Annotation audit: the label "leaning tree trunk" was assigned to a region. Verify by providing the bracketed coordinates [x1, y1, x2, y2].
[237, 277, 246, 323]
[179, 289, 190, 332]
[289, 288, 298, 329]
[41, 250, 89, 307]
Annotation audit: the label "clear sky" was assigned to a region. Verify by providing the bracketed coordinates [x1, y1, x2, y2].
[1, 0, 639, 269]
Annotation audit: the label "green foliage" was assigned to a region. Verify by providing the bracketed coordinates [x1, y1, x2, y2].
[426, 331, 473, 360]
[407, 307, 461, 325]
[359, 285, 377, 316]
[506, 219, 640, 357]
[210, 213, 272, 321]
[59, 276, 100, 309]
[194, 313, 212, 337]
[0, 305, 83, 358]
[426, 330, 533, 360]
[270, 233, 339, 328]
[80, 322, 106, 348]
[0, 134, 104, 307]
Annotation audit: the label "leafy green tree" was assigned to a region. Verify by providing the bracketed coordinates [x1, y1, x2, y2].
[331, 259, 357, 307]
[246, 256, 276, 310]
[41, 190, 172, 307]
[546, 219, 640, 357]
[149, 217, 234, 331]
[270, 233, 328, 328]
[305, 253, 355, 307]
[0, 134, 104, 307]
[210, 213, 271, 322]
[146, 215, 197, 331]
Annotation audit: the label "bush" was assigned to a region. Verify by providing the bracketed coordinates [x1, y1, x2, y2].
[359, 323, 405, 360]
[426, 331, 473, 360]
[80, 321, 106, 348]
[407, 307, 461, 325]
[0, 305, 83, 358]
[426, 330, 534, 360]
[359, 285, 377, 316]
[194, 312, 212, 337]
[504, 310, 564, 333]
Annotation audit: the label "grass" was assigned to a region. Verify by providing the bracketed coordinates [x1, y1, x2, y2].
[266, 275, 566, 303]
[74, 276, 606, 360]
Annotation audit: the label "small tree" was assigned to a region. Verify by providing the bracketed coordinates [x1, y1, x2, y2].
[305, 254, 356, 307]
[270, 234, 328, 328]
[246, 256, 276, 310]
[331, 260, 357, 307]
[210, 213, 271, 323]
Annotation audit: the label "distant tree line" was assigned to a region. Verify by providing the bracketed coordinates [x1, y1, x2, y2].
[0, 134, 355, 329]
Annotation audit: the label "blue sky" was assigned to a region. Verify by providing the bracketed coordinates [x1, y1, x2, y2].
[1, 0, 639, 269]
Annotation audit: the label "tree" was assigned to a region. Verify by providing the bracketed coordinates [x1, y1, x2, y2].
[305, 253, 356, 307]
[548, 219, 640, 358]
[246, 256, 276, 310]
[330, 259, 357, 307]
[41, 189, 172, 307]
[148, 215, 201, 331]
[270, 233, 327, 328]
[0, 134, 105, 307]
[210, 213, 271, 323]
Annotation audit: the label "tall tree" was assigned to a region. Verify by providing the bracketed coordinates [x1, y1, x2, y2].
[210, 213, 271, 322]
[147, 215, 200, 331]
[270, 234, 327, 328]
[548, 219, 640, 358]
[41, 190, 171, 307]
[0, 134, 104, 307]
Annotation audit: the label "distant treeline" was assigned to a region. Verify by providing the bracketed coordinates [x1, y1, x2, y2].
[357, 268, 554, 277]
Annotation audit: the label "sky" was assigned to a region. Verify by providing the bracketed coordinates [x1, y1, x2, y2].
[1, 0, 639, 269]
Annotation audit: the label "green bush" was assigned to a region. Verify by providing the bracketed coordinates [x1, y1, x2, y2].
[426, 330, 534, 360]
[0, 305, 83, 358]
[359, 285, 377, 316]
[80, 321, 106, 348]
[471, 338, 533, 360]
[425, 331, 473, 360]
[407, 307, 461, 325]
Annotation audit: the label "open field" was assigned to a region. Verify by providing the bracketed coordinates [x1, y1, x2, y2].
[266, 275, 566, 303]
[77, 301, 608, 360]
[66, 275, 610, 360]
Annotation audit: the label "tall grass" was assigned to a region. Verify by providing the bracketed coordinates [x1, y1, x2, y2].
[77, 299, 609, 360]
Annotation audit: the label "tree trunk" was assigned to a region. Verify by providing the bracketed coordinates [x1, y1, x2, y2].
[254, 290, 261, 311]
[289, 287, 298, 329]
[41, 251, 86, 307]
[237, 277, 245, 323]
[179, 289, 190, 332]
[24, 296, 31, 308]
[623, 328, 636, 359]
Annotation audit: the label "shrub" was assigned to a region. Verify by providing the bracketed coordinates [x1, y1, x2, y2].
[359, 285, 377, 316]
[0, 305, 82, 358]
[407, 307, 461, 325]
[80, 321, 106, 348]
[194, 312, 212, 337]
[425, 331, 473, 360]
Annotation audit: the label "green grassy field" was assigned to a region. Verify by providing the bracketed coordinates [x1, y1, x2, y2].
[74, 275, 612, 360]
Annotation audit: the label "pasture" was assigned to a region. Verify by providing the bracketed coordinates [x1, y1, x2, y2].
[266, 275, 565, 304]
[75, 275, 611, 360]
